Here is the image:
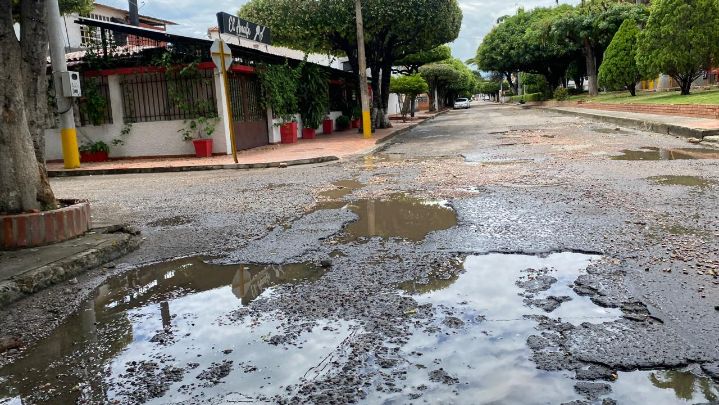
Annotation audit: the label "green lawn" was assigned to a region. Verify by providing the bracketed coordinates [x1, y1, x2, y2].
[570, 89, 719, 105]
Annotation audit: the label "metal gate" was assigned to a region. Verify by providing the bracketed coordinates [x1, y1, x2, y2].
[228, 73, 269, 150]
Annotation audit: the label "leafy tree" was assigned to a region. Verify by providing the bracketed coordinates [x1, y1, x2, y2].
[240, 0, 461, 128]
[477, 6, 579, 97]
[552, 0, 648, 96]
[419, 58, 475, 109]
[519, 73, 550, 97]
[394, 45, 452, 75]
[636, 0, 719, 95]
[389, 74, 428, 119]
[2, 0, 92, 213]
[598, 19, 643, 96]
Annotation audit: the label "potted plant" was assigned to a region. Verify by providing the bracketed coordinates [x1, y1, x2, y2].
[179, 114, 218, 157]
[351, 106, 362, 128]
[79, 140, 110, 162]
[298, 64, 329, 140]
[322, 115, 333, 134]
[335, 115, 350, 131]
[257, 62, 301, 144]
[280, 119, 299, 143]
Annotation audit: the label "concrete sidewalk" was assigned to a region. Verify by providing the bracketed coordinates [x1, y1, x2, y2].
[543, 106, 719, 139]
[0, 224, 141, 306]
[48, 113, 443, 177]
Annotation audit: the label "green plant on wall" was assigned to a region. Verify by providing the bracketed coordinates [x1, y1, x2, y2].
[155, 54, 219, 140]
[112, 123, 133, 146]
[298, 64, 329, 129]
[79, 77, 107, 126]
[257, 62, 300, 124]
[179, 114, 219, 141]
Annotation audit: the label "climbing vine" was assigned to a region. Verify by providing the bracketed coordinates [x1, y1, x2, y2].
[257, 62, 301, 124]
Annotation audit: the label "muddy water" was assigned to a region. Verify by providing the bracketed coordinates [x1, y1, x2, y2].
[0, 257, 343, 405]
[612, 147, 719, 160]
[343, 195, 457, 241]
[367, 253, 719, 404]
[649, 175, 715, 188]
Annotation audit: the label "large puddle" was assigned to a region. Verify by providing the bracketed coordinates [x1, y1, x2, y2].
[0, 257, 349, 404]
[612, 147, 719, 160]
[342, 194, 457, 241]
[367, 253, 719, 403]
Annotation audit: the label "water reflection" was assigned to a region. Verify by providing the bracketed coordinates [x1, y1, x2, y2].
[649, 370, 719, 401]
[0, 257, 328, 404]
[344, 194, 457, 241]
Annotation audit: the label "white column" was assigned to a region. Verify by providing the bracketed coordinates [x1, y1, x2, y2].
[215, 72, 233, 154]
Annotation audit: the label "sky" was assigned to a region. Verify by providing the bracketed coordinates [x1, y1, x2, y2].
[99, 0, 574, 63]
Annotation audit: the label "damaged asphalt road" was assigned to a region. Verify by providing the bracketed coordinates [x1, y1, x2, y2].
[1, 103, 719, 404]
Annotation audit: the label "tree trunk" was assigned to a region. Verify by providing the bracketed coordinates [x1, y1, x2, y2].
[427, 82, 437, 112]
[628, 83, 636, 96]
[378, 65, 392, 128]
[22, 0, 56, 208]
[680, 78, 691, 95]
[505, 72, 517, 95]
[583, 38, 598, 96]
[369, 65, 382, 130]
[0, 0, 45, 213]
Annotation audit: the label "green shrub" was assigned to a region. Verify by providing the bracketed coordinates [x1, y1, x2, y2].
[335, 115, 350, 130]
[554, 87, 570, 101]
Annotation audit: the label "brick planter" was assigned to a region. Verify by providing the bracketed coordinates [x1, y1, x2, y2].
[1, 199, 91, 250]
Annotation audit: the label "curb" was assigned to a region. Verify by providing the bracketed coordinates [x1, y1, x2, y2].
[0, 226, 141, 307]
[48, 156, 340, 177]
[541, 107, 719, 139]
[373, 110, 451, 152]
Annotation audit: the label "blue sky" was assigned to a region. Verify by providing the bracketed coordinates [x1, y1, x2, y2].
[100, 0, 573, 62]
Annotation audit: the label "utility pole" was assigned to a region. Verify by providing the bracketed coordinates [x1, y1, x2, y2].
[128, 0, 140, 26]
[47, 0, 80, 169]
[354, 0, 371, 138]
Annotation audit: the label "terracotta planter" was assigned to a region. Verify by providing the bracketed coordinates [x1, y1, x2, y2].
[192, 139, 213, 158]
[79, 151, 109, 163]
[351, 118, 361, 128]
[322, 118, 333, 134]
[280, 122, 298, 143]
[302, 127, 316, 139]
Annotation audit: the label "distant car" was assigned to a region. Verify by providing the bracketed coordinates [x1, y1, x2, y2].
[453, 98, 470, 109]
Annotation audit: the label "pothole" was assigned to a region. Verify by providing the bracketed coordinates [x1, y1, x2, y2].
[341, 194, 457, 242]
[648, 175, 715, 188]
[612, 147, 719, 160]
[0, 257, 340, 404]
[367, 252, 719, 403]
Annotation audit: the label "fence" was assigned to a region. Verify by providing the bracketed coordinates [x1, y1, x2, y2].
[120, 68, 217, 123]
[76, 75, 113, 126]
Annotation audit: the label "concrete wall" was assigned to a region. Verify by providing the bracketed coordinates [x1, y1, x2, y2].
[44, 74, 228, 161]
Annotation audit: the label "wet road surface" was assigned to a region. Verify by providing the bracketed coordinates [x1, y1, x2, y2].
[1, 104, 719, 404]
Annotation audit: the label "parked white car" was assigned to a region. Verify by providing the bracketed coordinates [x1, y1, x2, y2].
[453, 98, 470, 109]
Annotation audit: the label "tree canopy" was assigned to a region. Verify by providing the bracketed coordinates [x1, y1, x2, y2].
[395, 45, 452, 75]
[240, 0, 461, 127]
[636, 0, 719, 95]
[598, 19, 643, 95]
[419, 58, 475, 110]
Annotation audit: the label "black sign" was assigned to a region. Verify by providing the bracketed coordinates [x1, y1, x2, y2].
[216, 12, 271, 45]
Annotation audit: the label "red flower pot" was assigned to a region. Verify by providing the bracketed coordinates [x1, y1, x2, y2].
[79, 151, 109, 163]
[351, 118, 361, 128]
[302, 127, 316, 139]
[280, 122, 298, 144]
[322, 118, 333, 134]
[192, 139, 213, 157]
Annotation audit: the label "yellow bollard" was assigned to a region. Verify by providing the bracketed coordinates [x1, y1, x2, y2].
[362, 110, 372, 139]
[61, 127, 80, 169]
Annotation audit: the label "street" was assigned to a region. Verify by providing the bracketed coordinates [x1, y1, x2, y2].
[1, 103, 718, 403]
